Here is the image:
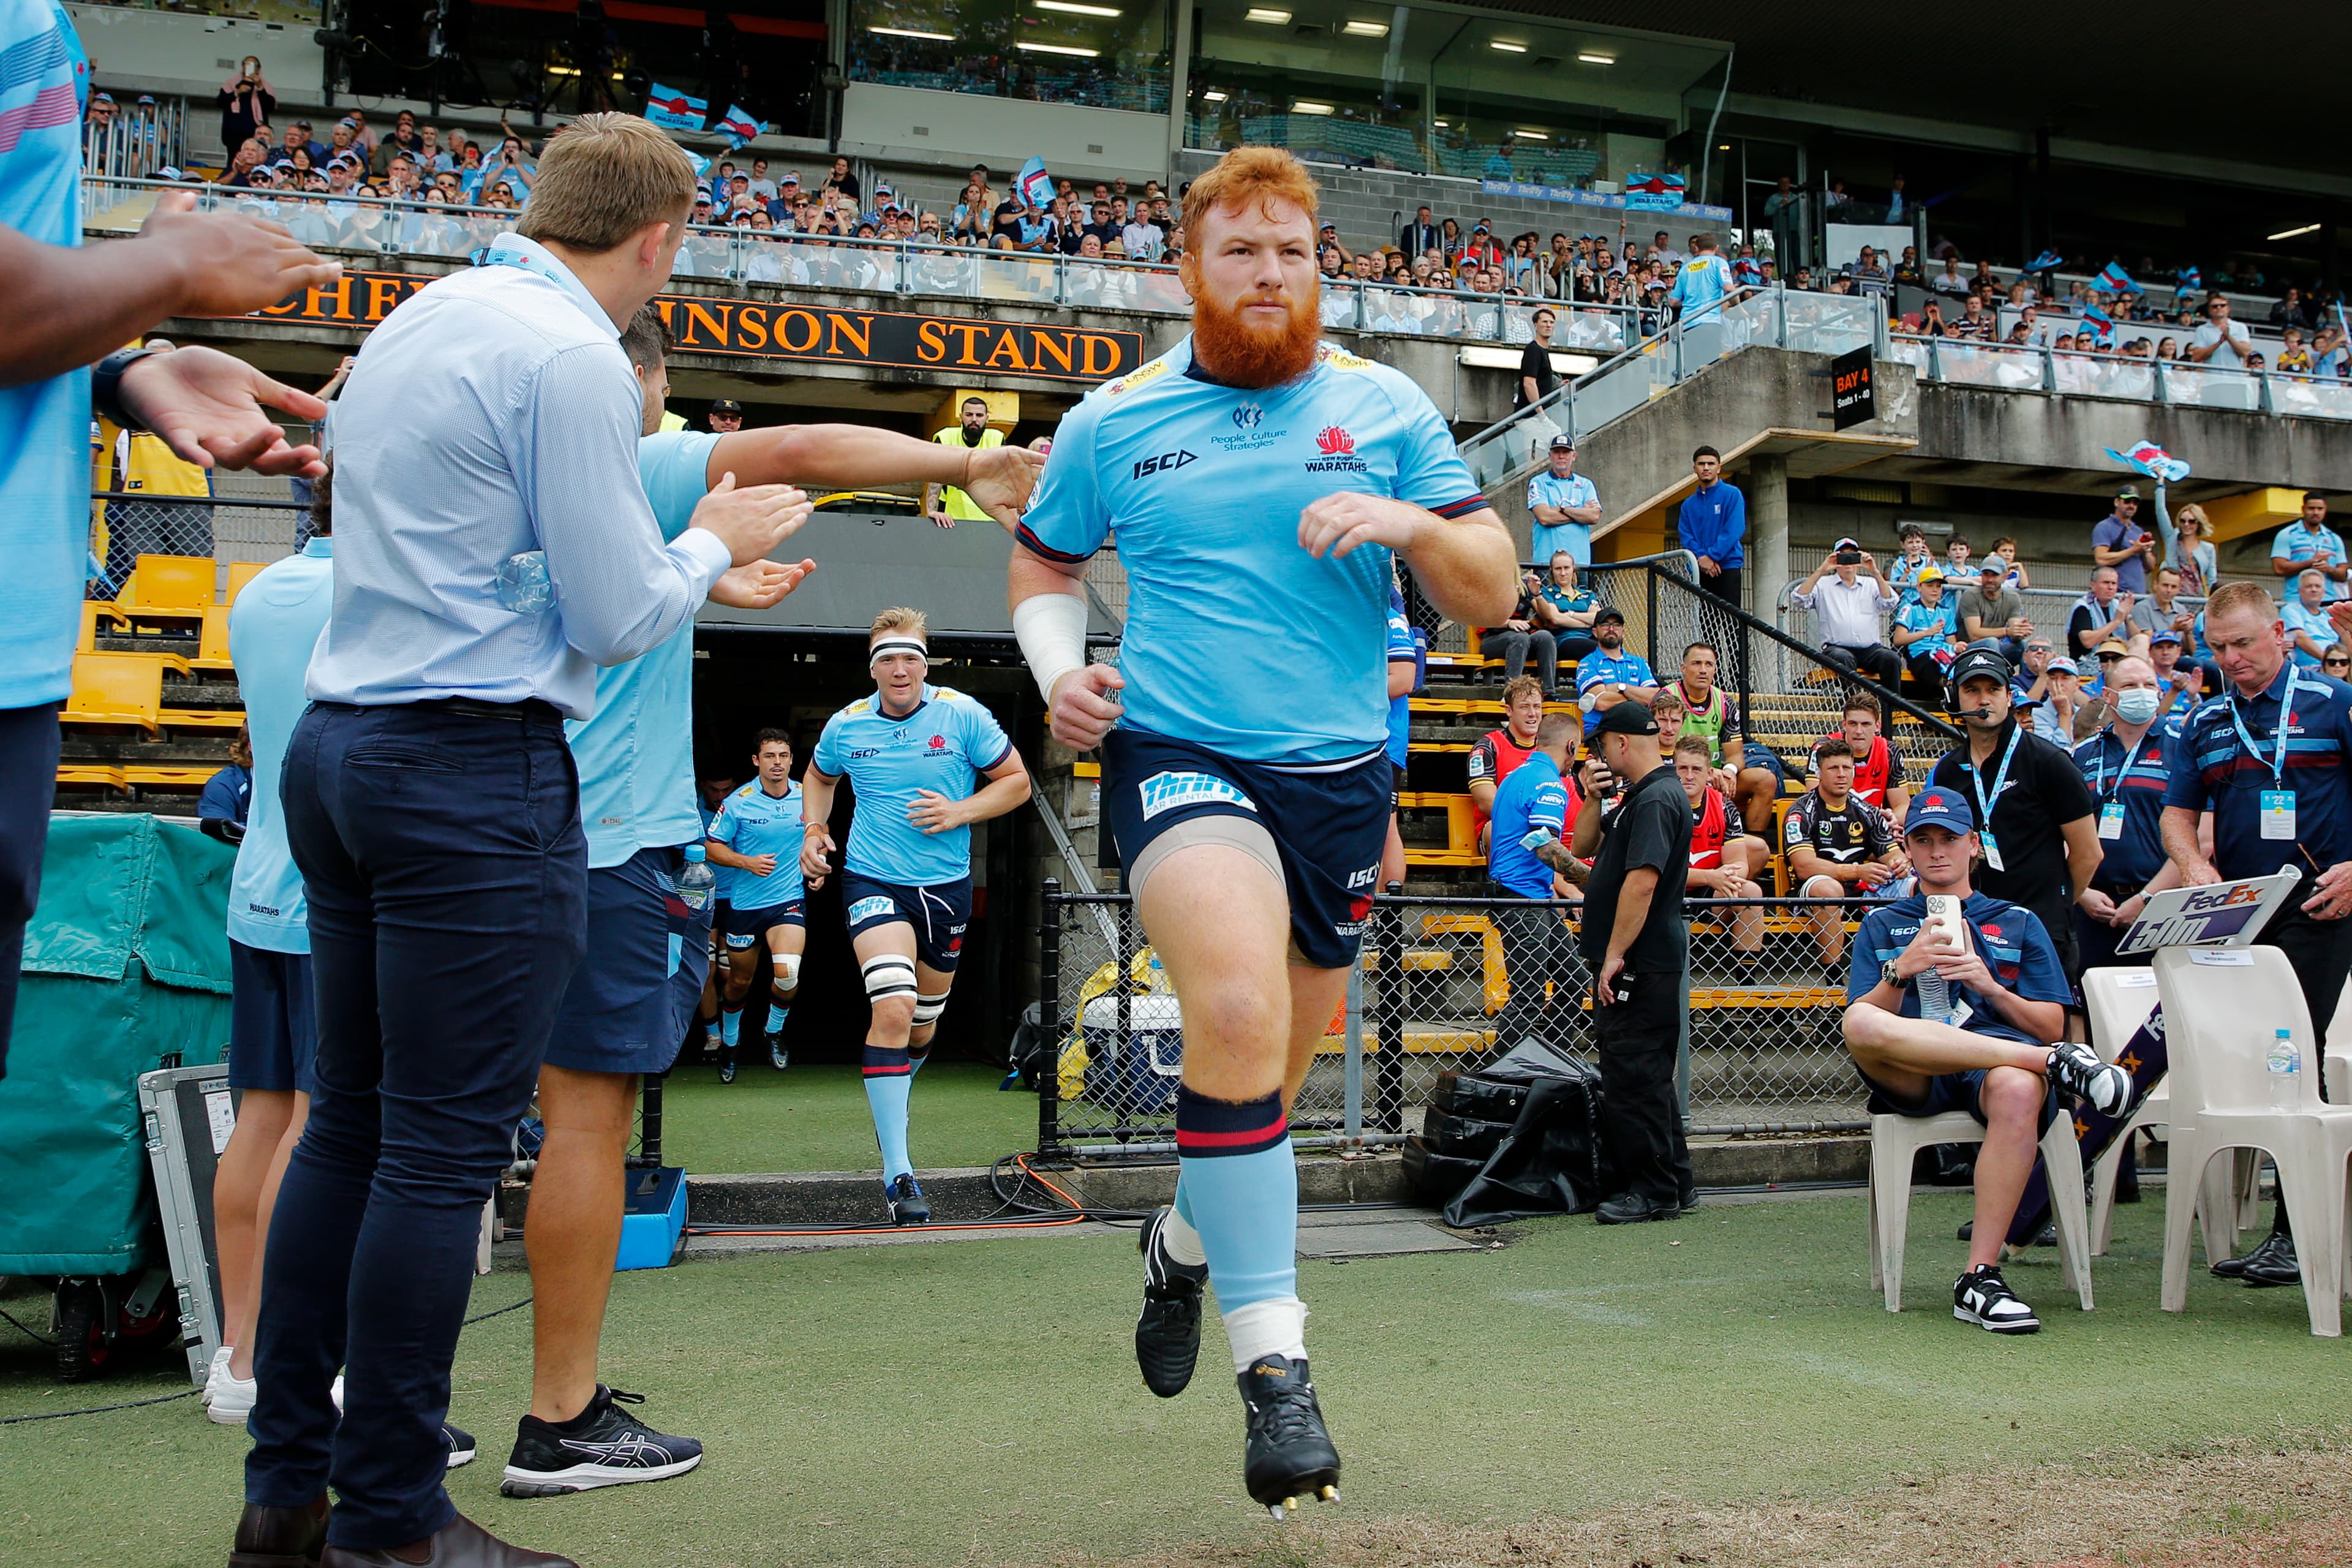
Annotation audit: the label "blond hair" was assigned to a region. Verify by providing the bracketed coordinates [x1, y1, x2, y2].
[516, 113, 698, 253]
[870, 606, 929, 644]
[1181, 146, 1319, 243]
[1500, 674, 1545, 709]
[2203, 581, 2275, 622]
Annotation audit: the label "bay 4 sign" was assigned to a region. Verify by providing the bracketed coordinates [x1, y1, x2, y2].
[232, 272, 1144, 382]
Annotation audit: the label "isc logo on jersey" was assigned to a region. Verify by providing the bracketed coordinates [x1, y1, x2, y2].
[1133, 450, 1197, 480]
[1139, 771, 1257, 821]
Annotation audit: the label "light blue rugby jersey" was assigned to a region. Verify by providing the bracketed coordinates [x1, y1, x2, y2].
[225, 540, 334, 952]
[1017, 337, 1487, 763]
[707, 778, 805, 910]
[810, 684, 1014, 886]
[564, 431, 716, 869]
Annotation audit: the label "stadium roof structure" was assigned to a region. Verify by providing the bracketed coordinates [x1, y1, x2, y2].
[1487, 0, 2352, 186]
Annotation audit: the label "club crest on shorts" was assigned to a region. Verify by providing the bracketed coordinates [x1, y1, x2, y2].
[847, 895, 897, 924]
[1139, 771, 1257, 820]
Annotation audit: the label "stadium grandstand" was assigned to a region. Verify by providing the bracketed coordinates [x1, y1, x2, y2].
[14, 2, 2352, 1565]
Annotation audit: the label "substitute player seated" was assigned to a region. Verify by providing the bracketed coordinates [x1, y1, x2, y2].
[1673, 736, 1764, 968]
[704, 729, 808, 1080]
[1007, 146, 1517, 1517]
[801, 609, 1030, 1224]
[1841, 785, 2130, 1334]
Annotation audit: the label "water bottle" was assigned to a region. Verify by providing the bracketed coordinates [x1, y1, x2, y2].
[495, 549, 553, 613]
[675, 844, 715, 914]
[2267, 1027, 2300, 1109]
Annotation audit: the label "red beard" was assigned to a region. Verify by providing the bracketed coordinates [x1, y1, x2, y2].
[1189, 283, 1321, 388]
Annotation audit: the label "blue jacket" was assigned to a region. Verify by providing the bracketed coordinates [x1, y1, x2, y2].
[1677, 480, 1747, 568]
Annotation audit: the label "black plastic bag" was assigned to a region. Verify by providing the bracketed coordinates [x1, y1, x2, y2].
[1419, 1106, 1517, 1160]
[1431, 1069, 1531, 1124]
[1402, 1135, 1485, 1203]
[1441, 1055, 1610, 1228]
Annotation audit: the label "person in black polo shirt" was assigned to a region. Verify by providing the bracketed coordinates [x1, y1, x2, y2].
[2163, 580, 2352, 1288]
[1928, 647, 2105, 981]
[1569, 701, 1692, 1224]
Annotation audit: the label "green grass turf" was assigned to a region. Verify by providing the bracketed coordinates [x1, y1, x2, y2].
[8, 1188, 2352, 1568]
[655, 1061, 1041, 1174]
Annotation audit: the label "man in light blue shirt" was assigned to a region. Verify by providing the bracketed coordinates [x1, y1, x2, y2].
[1665, 233, 1736, 324]
[1526, 433, 1600, 568]
[0, 0, 338, 1089]
[802, 612, 1031, 1226]
[203, 482, 336, 1426]
[1574, 608, 1659, 734]
[2271, 492, 2348, 603]
[243, 118, 812, 1566]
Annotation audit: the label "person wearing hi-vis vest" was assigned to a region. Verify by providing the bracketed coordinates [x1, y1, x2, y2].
[237, 115, 809, 1568]
[105, 337, 217, 591]
[2162, 579, 2352, 1291]
[924, 394, 1006, 530]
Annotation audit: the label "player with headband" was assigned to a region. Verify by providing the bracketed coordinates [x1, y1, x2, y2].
[1007, 146, 1517, 1517]
[801, 609, 1031, 1224]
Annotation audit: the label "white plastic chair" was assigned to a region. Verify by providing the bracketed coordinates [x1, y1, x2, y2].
[2153, 946, 2352, 1338]
[2320, 974, 2352, 1103]
[1868, 1107, 2095, 1314]
[2083, 968, 2165, 1255]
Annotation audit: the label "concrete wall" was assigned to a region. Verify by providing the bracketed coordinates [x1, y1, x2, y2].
[842, 83, 1172, 187]
[1911, 386, 2352, 496]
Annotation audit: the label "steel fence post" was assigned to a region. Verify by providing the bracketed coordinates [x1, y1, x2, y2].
[1343, 941, 1365, 1144]
[1114, 896, 1134, 1144]
[1038, 878, 1062, 1159]
[1371, 886, 1404, 1133]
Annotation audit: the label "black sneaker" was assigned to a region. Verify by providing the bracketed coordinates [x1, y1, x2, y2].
[717, 1049, 736, 1085]
[445, 1423, 477, 1469]
[1238, 1355, 1341, 1518]
[2045, 1041, 2132, 1115]
[766, 1033, 789, 1071]
[1595, 1191, 1681, 1225]
[500, 1386, 703, 1498]
[1953, 1265, 2041, 1334]
[886, 1173, 930, 1226]
[1134, 1205, 1208, 1399]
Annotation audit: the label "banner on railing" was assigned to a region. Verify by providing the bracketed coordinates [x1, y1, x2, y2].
[211, 271, 1146, 382]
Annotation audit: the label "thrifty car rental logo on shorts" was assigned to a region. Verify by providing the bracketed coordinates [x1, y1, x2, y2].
[1305, 426, 1368, 474]
[848, 896, 897, 924]
[1139, 771, 1257, 820]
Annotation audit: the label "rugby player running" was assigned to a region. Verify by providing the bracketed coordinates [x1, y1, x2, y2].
[704, 729, 807, 1081]
[1007, 148, 1517, 1517]
[801, 608, 1032, 1224]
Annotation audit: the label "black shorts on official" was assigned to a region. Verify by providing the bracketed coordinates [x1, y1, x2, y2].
[546, 846, 711, 1076]
[841, 871, 972, 973]
[1102, 726, 1392, 971]
[228, 939, 317, 1095]
[1855, 1052, 2059, 1136]
[722, 898, 805, 951]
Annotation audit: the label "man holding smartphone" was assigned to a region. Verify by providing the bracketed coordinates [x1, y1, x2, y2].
[1569, 701, 1693, 1224]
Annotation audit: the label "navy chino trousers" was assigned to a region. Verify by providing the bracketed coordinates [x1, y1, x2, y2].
[247, 699, 586, 1549]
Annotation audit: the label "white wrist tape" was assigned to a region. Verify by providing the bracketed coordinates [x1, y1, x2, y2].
[1013, 592, 1089, 703]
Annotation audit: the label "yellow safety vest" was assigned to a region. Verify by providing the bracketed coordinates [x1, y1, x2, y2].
[119, 431, 212, 497]
[932, 425, 1004, 519]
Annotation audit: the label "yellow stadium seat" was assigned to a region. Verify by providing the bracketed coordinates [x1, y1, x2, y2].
[194, 603, 233, 672]
[65, 651, 164, 733]
[78, 601, 126, 652]
[122, 764, 224, 788]
[1398, 791, 1483, 867]
[56, 764, 127, 791]
[223, 560, 266, 606]
[118, 554, 215, 617]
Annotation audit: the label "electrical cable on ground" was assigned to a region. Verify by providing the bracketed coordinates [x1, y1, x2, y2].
[1, 1305, 58, 1348]
[682, 1152, 1154, 1238]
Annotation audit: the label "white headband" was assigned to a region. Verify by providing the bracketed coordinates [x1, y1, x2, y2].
[870, 635, 928, 666]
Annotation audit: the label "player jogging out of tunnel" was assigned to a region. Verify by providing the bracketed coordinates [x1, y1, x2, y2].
[704, 729, 807, 1082]
[1006, 146, 1517, 1518]
[800, 608, 1031, 1224]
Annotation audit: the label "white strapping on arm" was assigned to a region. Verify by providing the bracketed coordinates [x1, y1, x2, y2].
[1012, 590, 1088, 703]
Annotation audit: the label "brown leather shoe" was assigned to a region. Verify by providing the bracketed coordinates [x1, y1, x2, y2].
[318, 1513, 578, 1568]
[229, 1494, 331, 1567]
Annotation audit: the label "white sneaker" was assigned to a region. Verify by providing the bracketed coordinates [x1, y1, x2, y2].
[200, 1344, 233, 1406]
[208, 1370, 258, 1424]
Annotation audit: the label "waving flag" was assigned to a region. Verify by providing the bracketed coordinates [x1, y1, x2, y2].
[1624, 172, 1686, 211]
[716, 104, 764, 148]
[2080, 303, 2116, 345]
[2025, 249, 2064, 273]
[2103, 440, 2191, 484]
[644, 83, 708, 132]
[2093, 260, 2141, 295]
[1015, 155, 1054, 209]
[2175, 265, 2201, 292]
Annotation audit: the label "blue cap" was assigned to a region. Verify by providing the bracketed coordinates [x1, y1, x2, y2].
[2150, 628, 2184, 645]
[1902, 785, 1977, 841]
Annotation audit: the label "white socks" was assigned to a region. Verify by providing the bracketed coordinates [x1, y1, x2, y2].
[1161, 1203, 1207, 1267]
[1223, 1297, 1308, 1373]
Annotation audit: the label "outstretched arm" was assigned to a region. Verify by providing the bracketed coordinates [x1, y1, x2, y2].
[707, 426, 1042, 532]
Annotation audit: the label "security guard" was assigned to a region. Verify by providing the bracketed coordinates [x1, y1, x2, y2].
[2163, 580, 2352, 1288]
[925, 394, 1006, 528]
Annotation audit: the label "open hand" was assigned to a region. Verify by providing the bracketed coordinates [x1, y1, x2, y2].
[119, 346, 328, 475]
[709, 557, 814, 610]
[963, 445, 1047, 529]
[138, 190, 342, 318]
[688, 473, 812, 566]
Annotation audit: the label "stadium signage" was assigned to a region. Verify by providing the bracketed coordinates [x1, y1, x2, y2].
[1830, 344, 1875, 431]
[239, 272, 1145, 382]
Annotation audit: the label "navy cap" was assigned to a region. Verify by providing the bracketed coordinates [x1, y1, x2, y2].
[2150, 628, 2185, 645]
[1592, 701, 1659, 738]
[1902, 785, 1977, 840]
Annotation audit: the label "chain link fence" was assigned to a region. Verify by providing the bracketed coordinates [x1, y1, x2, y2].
[1036, 884, 1891, 1157]
[89, 482, 312, 601]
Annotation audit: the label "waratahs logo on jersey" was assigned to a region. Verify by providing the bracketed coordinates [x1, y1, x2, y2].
[1305, 424, 1369, 475]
